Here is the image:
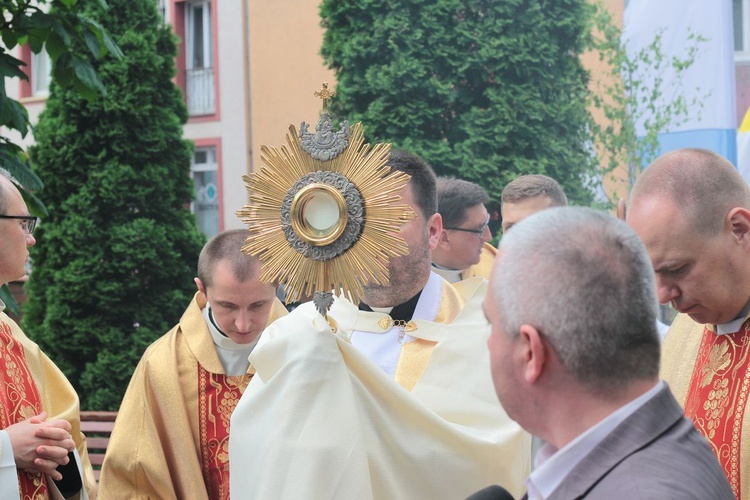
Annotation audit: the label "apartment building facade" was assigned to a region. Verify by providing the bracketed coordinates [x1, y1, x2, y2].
[9, 0, 334, 238]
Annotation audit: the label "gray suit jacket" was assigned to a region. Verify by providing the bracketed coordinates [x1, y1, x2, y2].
[469, 385, 733, 499]
[547, 385, 732, 499]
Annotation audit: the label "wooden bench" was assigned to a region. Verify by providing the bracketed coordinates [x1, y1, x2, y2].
[80, 411, 118, 481]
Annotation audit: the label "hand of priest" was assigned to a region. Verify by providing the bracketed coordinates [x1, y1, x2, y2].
[7, 411, 75, 480]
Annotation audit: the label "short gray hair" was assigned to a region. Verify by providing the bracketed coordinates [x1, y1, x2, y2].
[492, 207, 659, 396]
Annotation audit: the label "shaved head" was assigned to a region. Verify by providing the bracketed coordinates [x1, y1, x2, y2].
[627, 148, 750, 324]
[630, 148, 750, 236]
[197, 229, 262, 287]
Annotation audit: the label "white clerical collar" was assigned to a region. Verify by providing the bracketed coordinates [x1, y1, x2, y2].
[202, 302, 258, 376]
[716, 300, 750, 335]
[431, 262, 463, 284]
[369, 305, 393, 315]
[526, 381, 664, 500]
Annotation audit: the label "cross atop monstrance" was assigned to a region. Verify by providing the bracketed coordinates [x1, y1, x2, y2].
[314, 82, 336, 110]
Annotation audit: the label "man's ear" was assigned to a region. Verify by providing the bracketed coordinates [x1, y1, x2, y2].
[427, 213, 443, 250]
[437, 228, 451, 247]
[194, 277, 206, 297]
[518, 324, 545, 384]
[728, 207, 750, 244]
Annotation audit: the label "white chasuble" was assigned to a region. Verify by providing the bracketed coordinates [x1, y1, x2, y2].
[229, 276, 531, 499]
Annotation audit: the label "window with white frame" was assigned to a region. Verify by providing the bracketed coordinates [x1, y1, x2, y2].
[185, 0, 214, 115]
[31, 50, 51, 97]
[191, 147, 219, 237]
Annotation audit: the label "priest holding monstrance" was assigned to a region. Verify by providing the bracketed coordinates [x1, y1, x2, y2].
[229, 85, 530, 499]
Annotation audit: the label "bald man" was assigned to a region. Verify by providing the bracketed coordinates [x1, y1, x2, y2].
[0, 170, 96, 499]
[626, 148, 750, 498]
[471, 207, 731, 499]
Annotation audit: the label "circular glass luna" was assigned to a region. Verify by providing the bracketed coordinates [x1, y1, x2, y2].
[290, 183, 348, 245]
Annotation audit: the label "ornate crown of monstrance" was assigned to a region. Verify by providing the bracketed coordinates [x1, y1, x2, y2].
[236, 83, 414, 316]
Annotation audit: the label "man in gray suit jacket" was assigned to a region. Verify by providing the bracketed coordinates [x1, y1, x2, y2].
[473, 207, 732, 499]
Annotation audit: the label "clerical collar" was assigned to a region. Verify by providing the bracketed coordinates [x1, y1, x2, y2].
[717, 300, 750, 335]
[202, 302, 258, 376]
[431, 261, 456, 271]
[430, 263, 463, 284]
[208, 305, 228, 338]
[204, 302, 260, 352]
[359, 290, 422, 322]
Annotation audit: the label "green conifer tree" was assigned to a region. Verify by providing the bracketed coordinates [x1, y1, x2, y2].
[320, 0, 597, 205]
[23, 0, 205, 409]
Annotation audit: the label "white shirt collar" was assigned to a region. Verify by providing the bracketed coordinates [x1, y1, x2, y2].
[526, 380, 664, 500]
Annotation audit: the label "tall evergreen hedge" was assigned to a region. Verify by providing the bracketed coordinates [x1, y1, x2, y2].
[320, 0, 597, 205]
[24, 0, 205, 410]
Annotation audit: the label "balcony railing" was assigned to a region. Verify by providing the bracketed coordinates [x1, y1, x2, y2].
[186, 67, 215, 116]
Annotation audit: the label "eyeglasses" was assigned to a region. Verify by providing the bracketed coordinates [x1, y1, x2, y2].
[0, 215, 38, 234]
[444, 213, 490, 237]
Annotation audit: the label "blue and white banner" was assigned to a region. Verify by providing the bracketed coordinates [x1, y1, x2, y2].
[623, 0, 736, 165]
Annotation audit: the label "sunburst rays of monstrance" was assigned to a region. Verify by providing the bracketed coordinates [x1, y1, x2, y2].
[236, 84, 415, 317]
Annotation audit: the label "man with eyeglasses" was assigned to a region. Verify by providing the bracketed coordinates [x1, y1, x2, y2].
[431, 177, 495, 283]
[0, 170, 96, 498]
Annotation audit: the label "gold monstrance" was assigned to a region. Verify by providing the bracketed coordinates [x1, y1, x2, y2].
[236, 84, 415, 317]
